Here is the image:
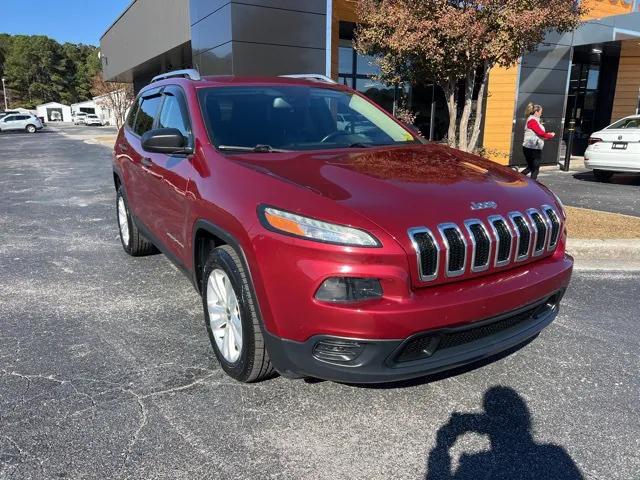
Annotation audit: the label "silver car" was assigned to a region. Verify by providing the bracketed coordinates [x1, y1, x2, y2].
[0, 114, 44, 133]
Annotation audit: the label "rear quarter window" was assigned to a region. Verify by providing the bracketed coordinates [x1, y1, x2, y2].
[126, 98, 141, 130]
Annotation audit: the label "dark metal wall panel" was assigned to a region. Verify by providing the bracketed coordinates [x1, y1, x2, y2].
[511, 45, 572, 165]
[231, 3, 325, 50]
[195, 43, 234, 75]
[190, 0, 327, 77]
[235, 0, 326, 14]
[191, 3, 233, 56]
[231, 42, 325, 76]
[190, 0, 229, 26]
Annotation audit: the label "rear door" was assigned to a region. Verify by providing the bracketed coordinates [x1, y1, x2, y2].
[2, 115, 23, 131]
[141, 85, 195, 262]
[121, 88, 164, 230]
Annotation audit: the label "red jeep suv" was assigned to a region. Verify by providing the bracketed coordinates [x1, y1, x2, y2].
[112, 69, 572, 383]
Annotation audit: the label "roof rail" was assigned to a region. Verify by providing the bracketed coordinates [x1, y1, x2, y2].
[151, 69, 202, 83]
[279, 74, 336, 84]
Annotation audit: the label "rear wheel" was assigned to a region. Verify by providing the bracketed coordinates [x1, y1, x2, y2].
[25, 124, 36, 134]
[202, 245, 275, 382]
[593, 169, 614, 182]
[116, 186, 157, 256]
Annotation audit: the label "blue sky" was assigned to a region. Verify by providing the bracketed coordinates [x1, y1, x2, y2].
[0, 0, 132, 45]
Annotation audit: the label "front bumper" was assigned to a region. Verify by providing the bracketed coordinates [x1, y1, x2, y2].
[265, 290, 564, 383]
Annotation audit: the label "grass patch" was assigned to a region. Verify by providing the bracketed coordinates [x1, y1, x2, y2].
[566, 206, 640, 239]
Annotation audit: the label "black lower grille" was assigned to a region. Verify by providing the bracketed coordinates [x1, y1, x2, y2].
[413, 231, 438, 277]
[531, 212, 547, 253]
[394, 297, 558, 363]
[469, 223, 490, 268]
[545, 208, 560, 247]
[442, 227, 465, 272]
[513, 216, 531, 257]
[492, 219, 511, 263]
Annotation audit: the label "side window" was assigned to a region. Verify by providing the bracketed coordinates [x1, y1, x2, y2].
[126, 98, 141, 129]
[157, 93, 191, 139]
[133, 94, 162, 136]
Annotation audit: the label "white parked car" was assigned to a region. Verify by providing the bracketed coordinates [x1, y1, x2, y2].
[584, 115, 640, 182]
[0, 114, 44, 133]
[84, 114, 104, 126]
[73, 112, 88, 125]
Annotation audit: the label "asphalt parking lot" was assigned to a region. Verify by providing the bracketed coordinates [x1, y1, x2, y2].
[537, 164, 640, 217]
[1, 129, 639, 479]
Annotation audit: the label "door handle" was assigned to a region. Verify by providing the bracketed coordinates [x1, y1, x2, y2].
[141, 157, 153, 167]
[118, 143, 129, 151]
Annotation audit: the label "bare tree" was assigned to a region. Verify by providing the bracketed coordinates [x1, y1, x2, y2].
[91, 75, 134, 129]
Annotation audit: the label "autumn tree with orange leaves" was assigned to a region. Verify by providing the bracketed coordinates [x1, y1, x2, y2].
[356, 0, 584, 152]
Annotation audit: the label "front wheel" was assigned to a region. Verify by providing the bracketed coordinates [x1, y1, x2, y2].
[593, 169, 614, 182]
[25, 124, 37, 134]
[202, 245, 275, 382]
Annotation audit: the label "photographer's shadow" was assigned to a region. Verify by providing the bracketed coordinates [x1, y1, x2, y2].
[426, 386, 583, 480]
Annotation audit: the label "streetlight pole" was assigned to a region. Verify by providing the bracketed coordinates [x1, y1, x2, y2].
[1, 77, 7, 110]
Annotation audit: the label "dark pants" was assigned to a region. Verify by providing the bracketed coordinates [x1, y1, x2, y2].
[522, 147, 542, 180]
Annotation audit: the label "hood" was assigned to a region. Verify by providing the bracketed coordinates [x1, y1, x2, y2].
[234, 144, 555, 238]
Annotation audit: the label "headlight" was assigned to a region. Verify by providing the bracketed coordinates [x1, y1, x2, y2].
[259, 206, 380, 247]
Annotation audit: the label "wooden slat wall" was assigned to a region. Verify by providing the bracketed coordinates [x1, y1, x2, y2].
[482, 66, 519, 164]
[331, 0, 358, 79]
[611, 40, 640, 121]
[581, 0, 632, 19]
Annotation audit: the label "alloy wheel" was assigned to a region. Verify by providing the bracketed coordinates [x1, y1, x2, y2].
[117, 196, 130, 246]
[207, 269, 243, 363]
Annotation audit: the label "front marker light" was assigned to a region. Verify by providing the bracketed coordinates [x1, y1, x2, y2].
[260, 206, 380, 247]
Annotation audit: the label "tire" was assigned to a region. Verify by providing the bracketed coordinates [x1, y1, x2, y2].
[593, 169, 614, 182]
[25, 124, 37, 134]
[202, 245, 275, 382]
[116, 185, 158, 256]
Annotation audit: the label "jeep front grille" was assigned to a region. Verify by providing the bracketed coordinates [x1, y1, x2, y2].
[408, 205, 562, 282]
[543, 205, 561, 250]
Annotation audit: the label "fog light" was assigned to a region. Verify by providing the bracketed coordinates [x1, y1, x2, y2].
[315, 277, 382, 303]
[313, 339, 364, 363]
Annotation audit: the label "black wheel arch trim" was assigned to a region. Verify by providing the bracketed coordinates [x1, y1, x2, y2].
[191, 219, 286, 369]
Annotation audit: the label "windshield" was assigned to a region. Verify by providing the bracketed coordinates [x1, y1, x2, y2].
[607, 117, 640, 129]
[198, 86, 416, 151]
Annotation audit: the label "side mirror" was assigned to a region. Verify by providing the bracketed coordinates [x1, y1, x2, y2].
[141, 128, 192, 154]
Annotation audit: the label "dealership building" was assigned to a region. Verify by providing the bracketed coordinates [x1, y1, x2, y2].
[101, 0, 640, 165]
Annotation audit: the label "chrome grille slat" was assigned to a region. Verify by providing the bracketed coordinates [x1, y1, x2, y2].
[438, 223, 467, 277]
[527, 208, 549, 256]
[541, 205, 561, 250]
[509, 212, 531, 261]
[464, 219, 491, 272]
[488, 215, 513, 267]
[408, 204, 561, 282]
[407, 227, 440, 281]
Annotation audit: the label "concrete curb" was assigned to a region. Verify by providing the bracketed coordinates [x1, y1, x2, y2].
[567, 238, 640, 270]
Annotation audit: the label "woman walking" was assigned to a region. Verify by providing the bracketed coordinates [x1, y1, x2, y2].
[522, 103, 555, 180]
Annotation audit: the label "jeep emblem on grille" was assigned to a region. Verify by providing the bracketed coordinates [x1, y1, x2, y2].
[470, 201, 498, 210]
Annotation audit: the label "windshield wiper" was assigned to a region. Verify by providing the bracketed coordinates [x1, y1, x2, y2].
[218, 144, 290, 153]
[347, 143, 372, 148]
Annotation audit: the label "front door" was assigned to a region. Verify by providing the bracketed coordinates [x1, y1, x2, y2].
[122, 88, 163, 230]
[141, 86, 195, 264]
